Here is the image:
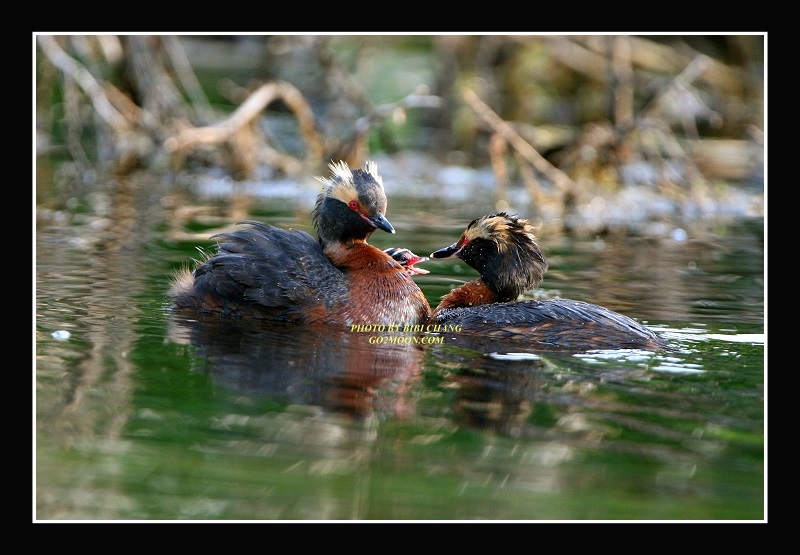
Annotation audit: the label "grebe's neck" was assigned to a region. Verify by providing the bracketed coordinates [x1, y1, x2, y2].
[323, 239, 386, 270]
[325, 241, 432, 325]
[432, 279, 508, 318]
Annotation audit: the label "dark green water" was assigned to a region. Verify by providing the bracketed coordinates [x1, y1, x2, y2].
[35, 168, 765, 521]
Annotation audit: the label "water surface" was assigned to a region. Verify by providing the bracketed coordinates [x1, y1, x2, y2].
[35, 167, 765, 521]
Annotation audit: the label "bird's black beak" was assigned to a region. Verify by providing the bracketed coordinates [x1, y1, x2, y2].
[431, 242, 461, 259]
[370, 212, 395, 234]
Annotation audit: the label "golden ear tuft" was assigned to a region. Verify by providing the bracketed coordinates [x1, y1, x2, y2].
[363, 160, 383, 188]
[329, 160, 353, 183]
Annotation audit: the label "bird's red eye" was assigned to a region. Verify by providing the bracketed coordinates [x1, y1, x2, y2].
[348, 200, 359, 211]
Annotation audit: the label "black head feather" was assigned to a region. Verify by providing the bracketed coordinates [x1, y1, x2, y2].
[312, 161, 393, 246]
[454, 213, 548, 300]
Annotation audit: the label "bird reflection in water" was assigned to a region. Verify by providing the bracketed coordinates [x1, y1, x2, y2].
[430, 338, 548, 436]
[167, 312, 425, 421]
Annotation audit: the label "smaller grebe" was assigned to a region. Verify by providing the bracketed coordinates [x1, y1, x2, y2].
[170, 161, 432, 326]
[384, 247, 429, 275]
[429, 213, 673, 351]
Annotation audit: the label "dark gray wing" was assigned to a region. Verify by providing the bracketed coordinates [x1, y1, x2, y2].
[433, 298, 672, 350]
[191, 221, 348, 318]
